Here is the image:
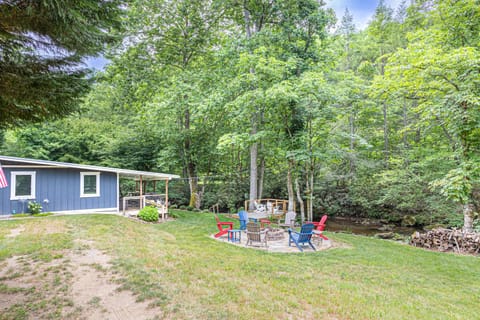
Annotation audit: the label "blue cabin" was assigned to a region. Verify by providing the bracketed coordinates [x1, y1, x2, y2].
[0, 155, 179, 215]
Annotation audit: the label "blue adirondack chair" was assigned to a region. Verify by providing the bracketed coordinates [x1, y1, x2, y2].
[288, 223, 316, 252]
[238, 210, 248, 230]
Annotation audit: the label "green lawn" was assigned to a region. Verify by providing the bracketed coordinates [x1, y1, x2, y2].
[0, 211, 478, 319]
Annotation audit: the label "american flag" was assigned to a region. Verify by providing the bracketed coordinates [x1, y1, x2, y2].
[0, 163, 8, 188]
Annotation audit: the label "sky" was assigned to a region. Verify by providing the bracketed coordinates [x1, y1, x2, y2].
[86, 0, 404, 70]
[85, 56, 109, 71]
[325, 0, 405, 29]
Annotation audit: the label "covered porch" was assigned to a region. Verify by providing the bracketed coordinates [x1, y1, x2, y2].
[119, 171, 178, 219]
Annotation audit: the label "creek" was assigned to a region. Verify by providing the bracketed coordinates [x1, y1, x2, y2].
[326, 216, 421, 236]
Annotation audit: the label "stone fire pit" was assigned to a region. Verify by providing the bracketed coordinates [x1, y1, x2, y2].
[266, 228, 285, 241]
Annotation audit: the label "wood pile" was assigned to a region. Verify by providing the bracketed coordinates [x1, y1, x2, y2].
[410, 228, 480, 255]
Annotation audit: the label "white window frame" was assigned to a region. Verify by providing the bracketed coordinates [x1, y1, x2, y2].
[10, 171, 36, 200]
[80, 172, 100, 197]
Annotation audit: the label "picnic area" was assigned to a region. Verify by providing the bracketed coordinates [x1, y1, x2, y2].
[1, 211, 479, 319]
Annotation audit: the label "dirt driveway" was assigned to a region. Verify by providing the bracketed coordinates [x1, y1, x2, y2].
[0, 237, 162, 320]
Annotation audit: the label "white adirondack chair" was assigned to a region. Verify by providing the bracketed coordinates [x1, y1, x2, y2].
[157, 200, 167, 221]
[254, 201, 266, 214]
[278, 211, 296, 228]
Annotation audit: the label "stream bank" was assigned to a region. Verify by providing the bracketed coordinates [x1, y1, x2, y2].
[326, 216, 422, 238]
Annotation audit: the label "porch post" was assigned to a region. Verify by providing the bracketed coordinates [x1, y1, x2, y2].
[139, 175, 143, 208]
[165, 179, 169, 213]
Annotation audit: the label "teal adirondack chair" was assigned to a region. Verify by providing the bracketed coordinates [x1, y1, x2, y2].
[288, 223, 316, 252]
[238, 210, 248, 230]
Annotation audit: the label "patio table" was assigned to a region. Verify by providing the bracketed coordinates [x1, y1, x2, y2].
[228, 229, 241, 243]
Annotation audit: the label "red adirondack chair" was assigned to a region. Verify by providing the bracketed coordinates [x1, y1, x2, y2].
[214, 214, 233, 238]
[307, 214, 329, 240]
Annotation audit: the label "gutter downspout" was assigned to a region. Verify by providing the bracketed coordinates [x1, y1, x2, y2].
[116, 172, 120, 213]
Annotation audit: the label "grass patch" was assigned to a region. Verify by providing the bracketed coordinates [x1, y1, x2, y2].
[10, 213, 54, 218]
[0, 212, 479, 319]
[87, 296, 101, 307]
[0, 283, 29, 294]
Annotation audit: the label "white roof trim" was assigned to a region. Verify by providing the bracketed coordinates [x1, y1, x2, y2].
[0, 155, 179, 180]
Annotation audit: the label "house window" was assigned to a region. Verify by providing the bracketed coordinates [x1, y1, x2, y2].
[11, 171, 36, 200]
[80, 172, 100, 197]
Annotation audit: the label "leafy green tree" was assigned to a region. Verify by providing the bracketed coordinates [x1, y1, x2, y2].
[382, 0, 480, 230]
[114, 0, 230, 208]
[0, 0, 123, 128]
[4, 0, 477, 230]
[225, 0, 334, 210]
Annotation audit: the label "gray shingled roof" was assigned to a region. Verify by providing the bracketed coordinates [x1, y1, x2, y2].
[0, 155, 179, 180]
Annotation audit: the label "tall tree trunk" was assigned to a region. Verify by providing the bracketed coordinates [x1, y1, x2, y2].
[188, 164, 199, 208]
[257, 110, 265, 199]
[197, 176, 207, 209]
[304, 176, 310, 223]
[249, 112, 258, 210]
[380, 55, 389, 167]
[402, 98, 410, 167]
[463, 203, 475, 232]
[412, 100, 421, 144]
[243, 5, 259, 211]
[295, 177, 305, 224]
[402, 97, 409, 149]
[306, 118, 316, 221]
[243, 5, 252, 37]
[383, 101, 389, 166]
[287, 159, 295, 212]
[304, 169, 314, 222]
[258, 153, 265, 200]
[309, 171, 314, 222]
[349, 111, 356, 175]
[184, 108, 199, 208]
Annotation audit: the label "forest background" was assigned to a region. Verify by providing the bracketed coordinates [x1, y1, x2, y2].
[1, 0, 479, 231]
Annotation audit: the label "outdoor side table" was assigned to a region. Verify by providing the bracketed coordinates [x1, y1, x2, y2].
[228, 229, 241, 243]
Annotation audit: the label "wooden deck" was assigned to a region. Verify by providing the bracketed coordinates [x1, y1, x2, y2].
[244, 198, 292, 217]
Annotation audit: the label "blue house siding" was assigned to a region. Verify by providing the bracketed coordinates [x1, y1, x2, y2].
[0, 167, 117, 215]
